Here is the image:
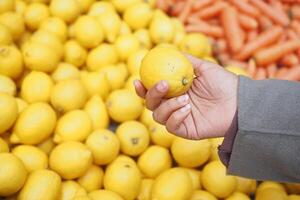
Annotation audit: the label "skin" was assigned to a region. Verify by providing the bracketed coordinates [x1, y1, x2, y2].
[134, 55, 238, 140]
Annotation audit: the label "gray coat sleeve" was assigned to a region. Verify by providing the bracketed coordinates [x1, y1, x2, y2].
[228, 76, 300, 183]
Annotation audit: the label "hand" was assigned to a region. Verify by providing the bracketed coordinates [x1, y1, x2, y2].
[134, 54, 238, 140]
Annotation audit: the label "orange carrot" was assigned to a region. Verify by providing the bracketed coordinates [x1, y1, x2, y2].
[235, 26, 283, 60]
[269, 0, 290, 22]
[178, 0, 194, 23]
[290, 5, 300, 20]
[192, 0, 213, 11]
[287, 29, 298, 40]
[249, 0, 290, 26]
[247, 59, 257, 78]
[254, 67, 267, 80]
[276, 67, 289, 79]
[291, 20, 300, 37]
[254, 40, 300, 66]
[169, 1, 185, 16]
[218, 53, 230, 65]
[225, 60, 248, 69]
[247, 29, 258, 42]
[229, 0, 260, 18]
[280, 65, 300, 81]
[185, 23, 224, 38]
[156, 0, 169, 12]
[266, 63, 277, 78]
[191, 1, 227, 19]
[258, 15, 273, 30]
[221, 6, 245, 54]
[239, 13, 258, 30]
[280, 53, 299, 67]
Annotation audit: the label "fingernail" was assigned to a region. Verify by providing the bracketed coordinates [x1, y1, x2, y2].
[133, 80, 139, 87]
[180, 104, 191, 113]
[156, 81, 167, 92]
[177, 95, 189, 103]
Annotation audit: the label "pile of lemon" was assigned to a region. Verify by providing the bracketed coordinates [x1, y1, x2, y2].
[0, 0, 299, 200]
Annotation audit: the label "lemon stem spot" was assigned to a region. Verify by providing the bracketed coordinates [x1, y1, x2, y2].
[182, 78, 189, 86]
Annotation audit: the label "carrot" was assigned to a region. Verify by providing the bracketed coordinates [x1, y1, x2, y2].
[218, 53, 230, 65]
[266, 64, 277, 78]
[276, 67, 289, 79]
[214, 39, 227, 54]
[247, 59, 257, 77]
[269, 0, 290, 22]
[225, 60, 248, 69]
[247, 29, 258, 42]
[229, 0, 260, 18]
[192, 0, 213, 11]
[280, 53, 299, 67]
[291, 20, 300, 37]
[221, 6, 245, 54]
[169, 1, 185, 16]
[280, 65, 300, 81]
[178, 0, 194, 23]
[234, 26, 283, 60]
[254, 67, 267, 80]
[191, 1, 227, 19]
[239, 13, 258, 30]
[287, 29, 298, 40]
[254, 40, 300, 66]
[249, 0, 290, 26]
[258, 15, 273, 30]
[156, 0, 169, 12]
[290, 5, 300, 20]
[185, 23, 224, 38]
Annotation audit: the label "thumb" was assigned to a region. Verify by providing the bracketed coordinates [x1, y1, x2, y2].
[184, 54, 221, 76]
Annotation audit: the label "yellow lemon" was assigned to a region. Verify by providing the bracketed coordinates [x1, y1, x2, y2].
[0, 153, 28, 197]
[74, 15, 104, 49]
[18, 31, 31, 51]
[24, 3, 49, 30]
[0, 0, 14, 14]
[51, 62, 80, 82]
[138, 145, 172, 178]
[15, 98, 28, 114]
[107, 89, 143, 122]
[225, 192, 251, 200]
[15, 0, 27, 15]
[23, 42, 60, 73]
[11, 102, 57, 144]
[84, 95, 110, 129]
[40, 17, 67, 42]
[12, 145, 48, 172]
[140, 46, 194, 98]
[0, 93, 18, 134]
[236, 177, 257, 195]
[81, 71, 110, 99]
[76, 0, 95, 13]
[0, 137, 9, 153]
[88, 2, 115, 17]
[134, 29, 152, 49]
[190, 190, 218, 200]
[225, 66, 249, 76]
[104, 157, 142, 200]
[0, 12, 24, 41]
[173, 31, 185, 47]
[113, 155, 137, 166]
[96, 11, 121, 43]
[124, 3, 153, 30]
[119, 21, 132, 35]
[171, 18, 185, 33]
[256, 181, 286, 195]
[37, 137, 55, 155]
[116, 120, 149, 156]
[149, 16, 174, 44]
[99, 65, 127, 91]
[149, 122, 175, 148]
[117, 62, 129, 79]
[73, 196, 91, 200]
[89, 190, 123, 200]
[18, 169, 61, 200]
[112, 0, 142, 13]
[125, 73, 140, 92]
[115, 34, 140, 61]
[87, 43, 119, 71]
[64, 40, 87, 67]
[209, 137, 224, 161]
[184, 168, 201, 190]
[0, 24, 12, 45]
[50, 79, 88, 113]
[0, 75, 16, 96]
[151, 168, 193, 200]
[289, 195, 300, 200]
[127, 48, 148, 75]
[86, 129, 120, 165]
[139, 108, 155, 127]
[256, 188, 288, 200]
[20, 71, 54, 103]
[0, 45, 23, 79]
[180, 33, 212, 58]
[146, 0, 157, 7]
[201, 161, 237, 198]
[50, 0, 81, 23]
[49, 141, 92, 179]
[59, 181, 87, 200]
[77, 165, 104, 192]
[54, 110, 92, 143]
[137, 179, 154, 200]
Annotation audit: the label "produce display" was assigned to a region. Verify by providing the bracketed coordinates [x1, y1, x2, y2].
[0, 0, 299, 200]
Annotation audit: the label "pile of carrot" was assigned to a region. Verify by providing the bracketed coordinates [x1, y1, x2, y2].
[156, 0, 300, 81]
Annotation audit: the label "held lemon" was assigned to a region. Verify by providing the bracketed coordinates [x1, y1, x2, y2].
[0, 45, 23, 79]
[59, 181, 87, 200]
[124, 3, 153, 30]
[24, 3, 50, 31]
[190, 190, 218, 200]
[77, 165, 104, 192]
[51, 62, 80, 82]
[96, 11, 121, 43]
[137, 179, 154, 200]
[0, 93, 18, 134]
[89, 190, 123, 200]
[64, 40, 87, 67]
[149, 122, 175, 148]
[140, 46, 194, 98]
[50, 0, 81, 23]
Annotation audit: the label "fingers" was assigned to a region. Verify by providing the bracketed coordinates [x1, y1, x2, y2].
[185, 54, 221, 76]
[134, 80, 147, 98]
[145, 80, 169, 110]
[165, 104, 191, 135]
[153, 94, 189, 124]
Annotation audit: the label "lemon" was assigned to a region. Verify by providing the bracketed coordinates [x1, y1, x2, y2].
[171, 18, 186, 46]
[151, 168, 193, 200]
[173, 31, 185, 47]
[138, 145, 172, 178]
[50, 79, 88, 113]
[139, 108, 155, 127]
[37, 137, 55, 155]
[0, 12, 24, 41]
[52, 62, 80, 82]
[111, 0, 142, 13]
[134, 29, 152, 49]
[59, 181, 87, 200]
[225, 66, 249, 76]
[20, 71, 54, 103]
[15, 0, 26, 15]
[18, 169, 61, 200]
[171, 18, 185, 33]
[0, 153, 27, 197]
[202, 161, 237, 198]
[140, 46, 194, 98]
[89, 190, 123, 200]
[256, 188, 288, 200]
[0, 24, 12, 45]
[0, 45, 23, 79]
[23, 42, 60, 73]
[107, 89, 143, 122]
[117, 62, 129, 79]
[146, 0, 157, 7]
[289, 195, 300, 200]
[236, 177, 257, 195]
[50, 0, 81, 23]
[87, 43, 119, 71]
[88, 2, 115, 17]
[0, 93, 18, 134]
[76, 0, 95, 13]
[124, 73, 139, 92]
[120, 21, 132, 35]
[12, 145, 48, 172]
[124, 3, 153, 30]
[127, 49, 148, 75]
[24, 3, 49, 31]
[99, 65, 127, 91]
[149, 16, 174, 44]
[256, 181, 286, 195]
[96, 11, 121, 43]
[180, 33, 211, 58]
[81, 71, 110, 99]
[78, 165, 104, 192]
[15, 98, 28, 114]
[104, 157, 142, 200]
[116, 120, 149, 156]
[0, 75, 16, 96]
[113, 155, 137, 166]
[40, 17, 67, 42]
[184, 168, 201, 190]
[209, 137, 224, 161]
[73, 196, 91, 200]
[149, 122, 175, 148]
[11, 102, 57, 144]
[190, 190, 218, 200]
[64, 40, 87, 67]
[115, 34, 140, 61]
[18, 31, 31, 50]
[0, 0, 14, 14]
[138, 179, 153, 200]
[50, 141, 92, 179]
[54, 110, 92, 143]
[0, 137, 9, 153]
[86, 129, 120, 165]
[225, 192, 251, 200]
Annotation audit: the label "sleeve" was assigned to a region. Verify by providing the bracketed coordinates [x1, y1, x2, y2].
[227, 76, 300, 183]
